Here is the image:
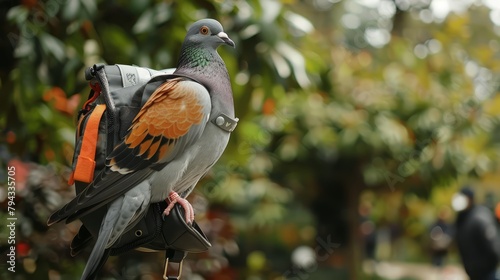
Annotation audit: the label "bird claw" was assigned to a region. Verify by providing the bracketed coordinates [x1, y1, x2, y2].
[163, 191, 194, 226]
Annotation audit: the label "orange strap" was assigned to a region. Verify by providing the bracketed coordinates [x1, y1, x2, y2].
[82, 82, 102, 111]
[69, 104, 106, 184]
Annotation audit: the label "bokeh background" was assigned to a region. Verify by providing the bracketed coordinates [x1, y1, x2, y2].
[1, 0, 500, 279]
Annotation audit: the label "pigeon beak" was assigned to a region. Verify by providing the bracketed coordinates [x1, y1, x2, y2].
[217, 32, 235, 48]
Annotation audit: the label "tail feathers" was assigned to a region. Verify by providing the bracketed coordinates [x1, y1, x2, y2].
[80, 196, 123, 280]
[70, 226, 93, 257]
[79, 181, 151, 279]
[80, 223, 113, 280]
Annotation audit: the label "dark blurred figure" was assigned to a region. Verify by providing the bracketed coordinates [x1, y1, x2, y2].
[429, 207, 452, 269]
[359, 201, 378, 277]
[453, 187, 500, 280]
[359, 202, 377, 261]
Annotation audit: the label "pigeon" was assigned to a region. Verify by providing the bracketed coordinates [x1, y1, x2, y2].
[47, 18, 236, 280]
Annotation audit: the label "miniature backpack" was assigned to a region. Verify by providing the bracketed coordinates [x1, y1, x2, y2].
[69, 64, 211, 279]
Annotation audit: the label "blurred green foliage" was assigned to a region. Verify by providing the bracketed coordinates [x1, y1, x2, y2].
[1, 0, 500, 279]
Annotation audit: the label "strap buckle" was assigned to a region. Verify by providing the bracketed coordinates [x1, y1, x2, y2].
[163, 249, 186, 280]
[212, 113, 239, 133]
[163, 258, 183, 280]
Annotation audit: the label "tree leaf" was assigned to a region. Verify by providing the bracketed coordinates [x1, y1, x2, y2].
[39, 33, 66, 62]
[63, 0, 80, 20]
[132, 8, 154, 34]
[7, 6, 29, 24]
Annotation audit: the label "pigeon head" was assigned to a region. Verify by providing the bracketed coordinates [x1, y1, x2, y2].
[175, 18, 234, 80]
[174, 18, 235, 112]
[183, 19, 235, 49]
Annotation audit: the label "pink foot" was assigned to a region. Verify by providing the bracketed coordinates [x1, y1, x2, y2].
[163, 191, 194, 225]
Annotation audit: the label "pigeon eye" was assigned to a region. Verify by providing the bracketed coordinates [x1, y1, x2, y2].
[200, 26, 210, 35]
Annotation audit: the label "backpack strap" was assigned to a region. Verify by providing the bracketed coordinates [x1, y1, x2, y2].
[70, 104, 106, 184]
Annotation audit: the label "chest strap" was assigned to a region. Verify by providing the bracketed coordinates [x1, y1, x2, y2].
[212, 113, 239, 133]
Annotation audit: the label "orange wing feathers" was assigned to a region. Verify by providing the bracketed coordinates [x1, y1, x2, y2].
[110, 78, 208, 172]
[126, 79, 205, 141]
